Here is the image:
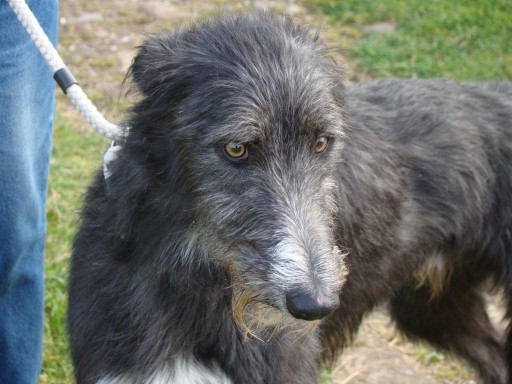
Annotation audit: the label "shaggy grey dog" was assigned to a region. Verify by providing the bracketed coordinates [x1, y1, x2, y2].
[67, 13, 512, 384]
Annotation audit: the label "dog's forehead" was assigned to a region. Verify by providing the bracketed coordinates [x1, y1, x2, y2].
[191, 65, 341, 146]
[163, 15, 346, 146]
[195, 91, 340, 147]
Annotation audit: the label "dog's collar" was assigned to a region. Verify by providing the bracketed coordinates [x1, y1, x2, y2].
[103, 126, 130, 194]
[103, 141, 122, 180]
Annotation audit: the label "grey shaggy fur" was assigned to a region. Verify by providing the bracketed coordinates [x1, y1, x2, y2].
[68, 13, 512, 384]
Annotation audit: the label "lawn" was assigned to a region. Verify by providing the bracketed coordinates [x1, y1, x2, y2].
[41, 1, 512, 382]
[313, 0, 511, 79]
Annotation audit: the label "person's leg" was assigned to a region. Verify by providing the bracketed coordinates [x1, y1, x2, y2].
[0, 0, 58, 382]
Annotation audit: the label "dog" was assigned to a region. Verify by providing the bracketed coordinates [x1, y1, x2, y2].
[67, 13, 512, 384]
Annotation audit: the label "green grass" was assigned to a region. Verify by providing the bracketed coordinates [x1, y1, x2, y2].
[313, 0, 512, 80]
[41, 112, 108, 383]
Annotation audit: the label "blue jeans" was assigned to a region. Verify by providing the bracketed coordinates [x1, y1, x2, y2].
[0, 1, 58, 382]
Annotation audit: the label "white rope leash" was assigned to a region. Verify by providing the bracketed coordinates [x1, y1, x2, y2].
[7, 0, 126, 142]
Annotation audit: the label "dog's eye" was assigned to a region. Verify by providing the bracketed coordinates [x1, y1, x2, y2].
[314, 136, 330, 154]
[223, 143, 248, 161]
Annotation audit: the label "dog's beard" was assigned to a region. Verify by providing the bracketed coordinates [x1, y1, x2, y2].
[231, 285, 320, 342]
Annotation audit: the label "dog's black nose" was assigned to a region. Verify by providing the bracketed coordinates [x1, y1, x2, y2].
[286, 291, 339, 321]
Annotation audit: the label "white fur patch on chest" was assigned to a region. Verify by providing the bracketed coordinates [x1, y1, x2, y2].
[97, 357, 233, 384]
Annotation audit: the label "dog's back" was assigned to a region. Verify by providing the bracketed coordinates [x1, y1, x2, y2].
[342, 78, 512, 261]
[323, 79, 512, 383]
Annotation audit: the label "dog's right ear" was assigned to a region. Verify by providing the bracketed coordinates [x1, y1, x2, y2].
[129, 34, 182, 97]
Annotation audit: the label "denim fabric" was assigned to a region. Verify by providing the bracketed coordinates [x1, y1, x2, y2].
[0, 0, 58, 382]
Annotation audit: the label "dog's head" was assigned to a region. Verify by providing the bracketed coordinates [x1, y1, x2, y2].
[127, 13, 349, 334]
